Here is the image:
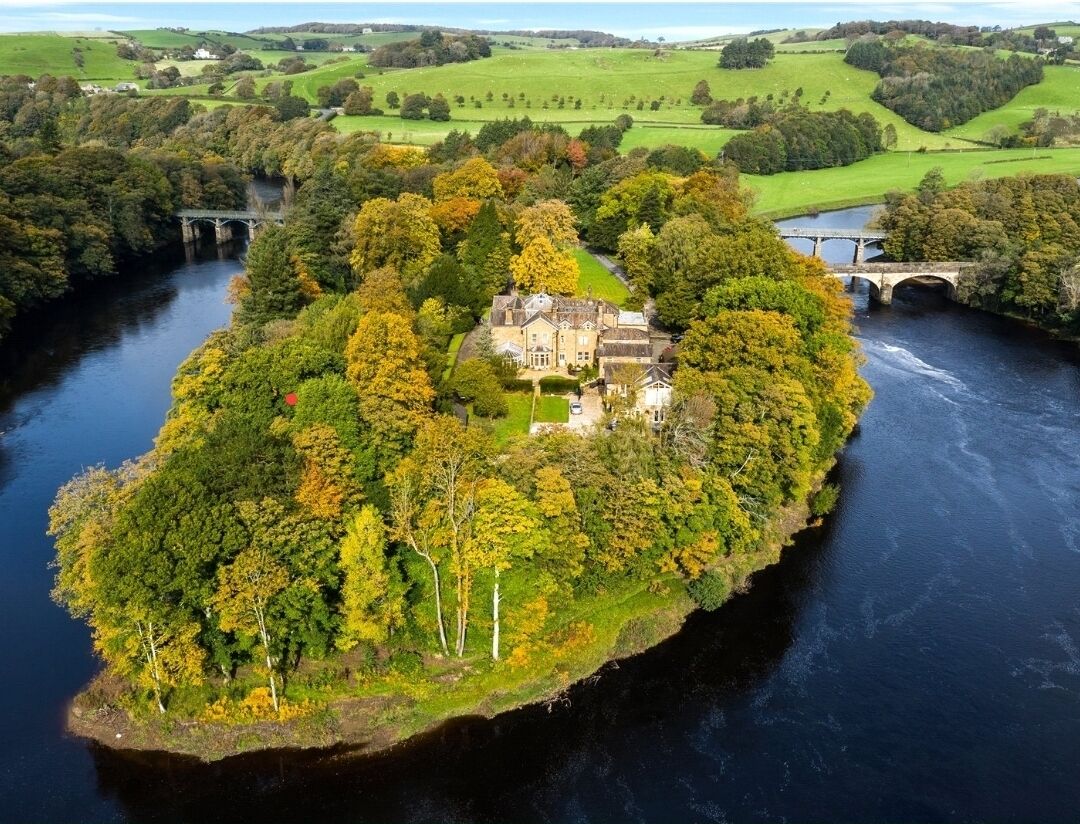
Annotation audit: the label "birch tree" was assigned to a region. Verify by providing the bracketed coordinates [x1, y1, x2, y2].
[212, 504, 290, 712]
[467, 479, 539, 661]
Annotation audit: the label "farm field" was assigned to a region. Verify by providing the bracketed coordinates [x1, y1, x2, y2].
[150, 50, 961, 150]
[120, 28, 282, 52]
[943, 64, 1080, 142]
[747, 146, 1080, 216]
[0, 32, 134, 80]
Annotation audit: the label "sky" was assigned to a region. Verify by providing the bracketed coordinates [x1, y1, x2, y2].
[0, 1, 1076, 41]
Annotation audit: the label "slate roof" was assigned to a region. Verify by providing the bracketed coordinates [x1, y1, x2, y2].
[603, 361, 673, 386]
[598, 341, 653, 359]
[602, 327, 651, 342]
[491, 293, 619, 329]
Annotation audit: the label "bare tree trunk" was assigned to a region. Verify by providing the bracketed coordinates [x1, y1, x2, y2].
[137, 620, 166, 714]
[253, 603, 278, 712]
[491, 568, 500, 661]
[425, 554, 450, 656]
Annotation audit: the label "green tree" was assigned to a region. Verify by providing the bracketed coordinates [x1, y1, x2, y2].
[238, 225, 304, 326]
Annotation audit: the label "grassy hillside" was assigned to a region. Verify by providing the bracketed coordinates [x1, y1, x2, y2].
[748, 146, 1080, 216]
[267, 50, 957, 151]
[121, 29, 281, 52]
[0, 32, 135, 80]
[943, 64, 1080, 142]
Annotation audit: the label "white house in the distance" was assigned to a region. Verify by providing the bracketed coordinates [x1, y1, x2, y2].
[362, 27, 373, 34]
[193, 47, 220, 60]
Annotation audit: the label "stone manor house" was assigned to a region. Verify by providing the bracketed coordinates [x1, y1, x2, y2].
[490, 292, 673, 424]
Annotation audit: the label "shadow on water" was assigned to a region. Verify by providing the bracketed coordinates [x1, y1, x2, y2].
[87, 489, 846, 824]
[0, 240, 242, 492]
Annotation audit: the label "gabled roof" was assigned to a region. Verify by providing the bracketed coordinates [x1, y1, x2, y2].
[523, 312, 557, 328]
[604, 361, 673, 387]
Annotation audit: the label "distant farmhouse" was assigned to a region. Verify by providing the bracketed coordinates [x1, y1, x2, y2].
[193, 47, 220, 59]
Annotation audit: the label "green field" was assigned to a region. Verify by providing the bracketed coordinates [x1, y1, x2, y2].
[153, 50, 959, 151]
[0, 32, 134, 80]
[121, 28, 282, 52]
[747, 146, 1080, 216]
[943, 64, 1080, 142]
[573, 249, 631, 305]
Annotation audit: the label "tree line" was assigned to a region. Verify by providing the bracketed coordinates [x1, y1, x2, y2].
[845, 40, 1044, 132]
[707, 103, 884, 175]
[49, 98, 869, 727]
[879, 169, 1080, 331]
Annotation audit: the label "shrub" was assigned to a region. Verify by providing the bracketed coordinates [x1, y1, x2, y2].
[539, 375, 580, 394]
[688, 570, 732, 611]
[388, 650, 424, 676]
[503, 378, 535, 393]
[811, 482, 840, 516]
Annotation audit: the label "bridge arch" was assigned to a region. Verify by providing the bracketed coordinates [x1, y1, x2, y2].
[887, 273, 958, 303]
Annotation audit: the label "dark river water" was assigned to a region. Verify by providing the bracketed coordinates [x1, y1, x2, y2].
[2, 208, 1079, 823]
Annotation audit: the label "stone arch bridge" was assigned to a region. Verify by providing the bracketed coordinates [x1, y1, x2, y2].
[828, 263, 967, 305]
[177, 209, 284, 244]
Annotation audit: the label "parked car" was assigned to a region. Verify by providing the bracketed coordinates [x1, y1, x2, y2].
[570, 401, 583, 415]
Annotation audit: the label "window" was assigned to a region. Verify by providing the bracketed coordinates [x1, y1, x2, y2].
[531, 333, 537, 343]
[578, 335, 588, 346]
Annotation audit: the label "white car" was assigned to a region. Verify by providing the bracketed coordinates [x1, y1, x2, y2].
[570, 401, 583, 415]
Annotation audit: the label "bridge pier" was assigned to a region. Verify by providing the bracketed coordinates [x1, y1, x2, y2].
[245, 220, 257, 241]
[213, 219, 233, 245]
[181, 217, 197, 244]
[812, 236, 823, 258]
[854, 238, 866, 265]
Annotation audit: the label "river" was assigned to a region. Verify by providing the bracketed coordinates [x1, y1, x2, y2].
[2, 208, 1079, 822]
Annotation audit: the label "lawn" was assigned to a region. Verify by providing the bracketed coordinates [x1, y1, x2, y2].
[748, 146, 1080, 217]
[534, 395, 570, 424]
[573, 248, 631, 305]
[442, 331, 466, 382]
[0, 32, 134, 80]
[490, 393, 533, 444]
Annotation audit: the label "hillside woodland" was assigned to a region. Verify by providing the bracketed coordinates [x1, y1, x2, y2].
[845, 40, 1044, 131]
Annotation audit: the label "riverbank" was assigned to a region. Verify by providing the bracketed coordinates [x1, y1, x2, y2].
[67, 487, 826, 763]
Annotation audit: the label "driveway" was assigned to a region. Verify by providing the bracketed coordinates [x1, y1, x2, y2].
[564, 387, 603, 432]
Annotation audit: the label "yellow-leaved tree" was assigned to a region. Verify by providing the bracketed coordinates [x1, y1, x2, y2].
[466, 478, 540, 661]
[338, 505, 405, 650]
[432, 157, 502, 202]
[510, 236, 579, 295]
[344, 311, 435, 469]
[350, 194, 441, 285]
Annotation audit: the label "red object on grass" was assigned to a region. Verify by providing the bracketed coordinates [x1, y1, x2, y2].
[284, 392, 298, 407]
